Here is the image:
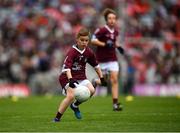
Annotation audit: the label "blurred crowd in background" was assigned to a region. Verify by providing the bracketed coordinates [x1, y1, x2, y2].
[0, 0, 179, 94]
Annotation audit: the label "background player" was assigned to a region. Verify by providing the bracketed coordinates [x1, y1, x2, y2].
[91, 8, 124, 111]
[54, 28, 105, 122]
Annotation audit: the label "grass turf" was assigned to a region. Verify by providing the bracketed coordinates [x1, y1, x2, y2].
[0, 95, 180, 132]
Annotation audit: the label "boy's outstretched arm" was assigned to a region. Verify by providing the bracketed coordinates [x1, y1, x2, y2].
[94, 67, 106, 86]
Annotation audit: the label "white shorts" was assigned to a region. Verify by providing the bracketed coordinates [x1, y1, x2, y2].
[63, 79, 91, 95]
[99, 61, 119, 72]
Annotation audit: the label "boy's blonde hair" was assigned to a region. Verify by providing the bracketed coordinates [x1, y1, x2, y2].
[76, 28, 91, 39]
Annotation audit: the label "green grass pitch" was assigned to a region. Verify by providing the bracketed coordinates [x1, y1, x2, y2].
[0, 95, 180, 132]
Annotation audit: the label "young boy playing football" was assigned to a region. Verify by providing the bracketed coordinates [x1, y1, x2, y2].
[53, 28, 105, 122]
[91, 8, 124, 111]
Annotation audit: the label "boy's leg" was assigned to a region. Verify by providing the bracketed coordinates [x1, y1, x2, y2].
[110, 71, 123, 111]
[86, 82, 96, 97]
[54, 88, 75, 122]
[71, 82, 95, 119]
[70, 100, 82, 119]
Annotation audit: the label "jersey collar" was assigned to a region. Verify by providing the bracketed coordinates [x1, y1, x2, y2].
[72, 45, 86, 54]
[105, 25, 115, 33]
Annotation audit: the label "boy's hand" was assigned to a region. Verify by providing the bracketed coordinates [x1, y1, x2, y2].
[117, 46, 124, 55]
[100, 78, 107, 86]
[69, 78, 79, 88]
[106, 40, 114, 48]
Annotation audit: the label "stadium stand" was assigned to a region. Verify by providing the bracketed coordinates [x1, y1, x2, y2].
[0, 0, 179, 94]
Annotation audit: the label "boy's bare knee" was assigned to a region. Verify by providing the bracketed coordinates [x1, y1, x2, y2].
[111, 78, 118, 84]
[67, 93, 75, 101]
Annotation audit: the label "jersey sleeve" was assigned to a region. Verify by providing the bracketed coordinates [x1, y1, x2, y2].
[62, 49, 75, 72]
[92, 28, 104, 41]
[87, 48, 99, 68]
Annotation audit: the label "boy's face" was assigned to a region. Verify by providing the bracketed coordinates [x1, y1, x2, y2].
[107, 13, 116, 27]
[76, 35, 89, 50]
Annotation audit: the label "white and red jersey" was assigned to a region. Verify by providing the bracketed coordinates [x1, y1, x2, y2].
[59, 45, 99, 88]
[92, 25, 119, 63]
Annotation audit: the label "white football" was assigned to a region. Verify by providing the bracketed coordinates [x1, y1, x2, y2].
[74, 85, 90, 102]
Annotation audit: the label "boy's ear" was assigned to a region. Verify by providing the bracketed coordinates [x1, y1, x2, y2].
[76, 38, 79, 43]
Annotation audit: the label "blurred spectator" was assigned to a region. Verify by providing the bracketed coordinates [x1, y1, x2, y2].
[0, 0, 180, 95]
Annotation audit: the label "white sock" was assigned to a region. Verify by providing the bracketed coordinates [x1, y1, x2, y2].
[72, 103, 78, 108]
